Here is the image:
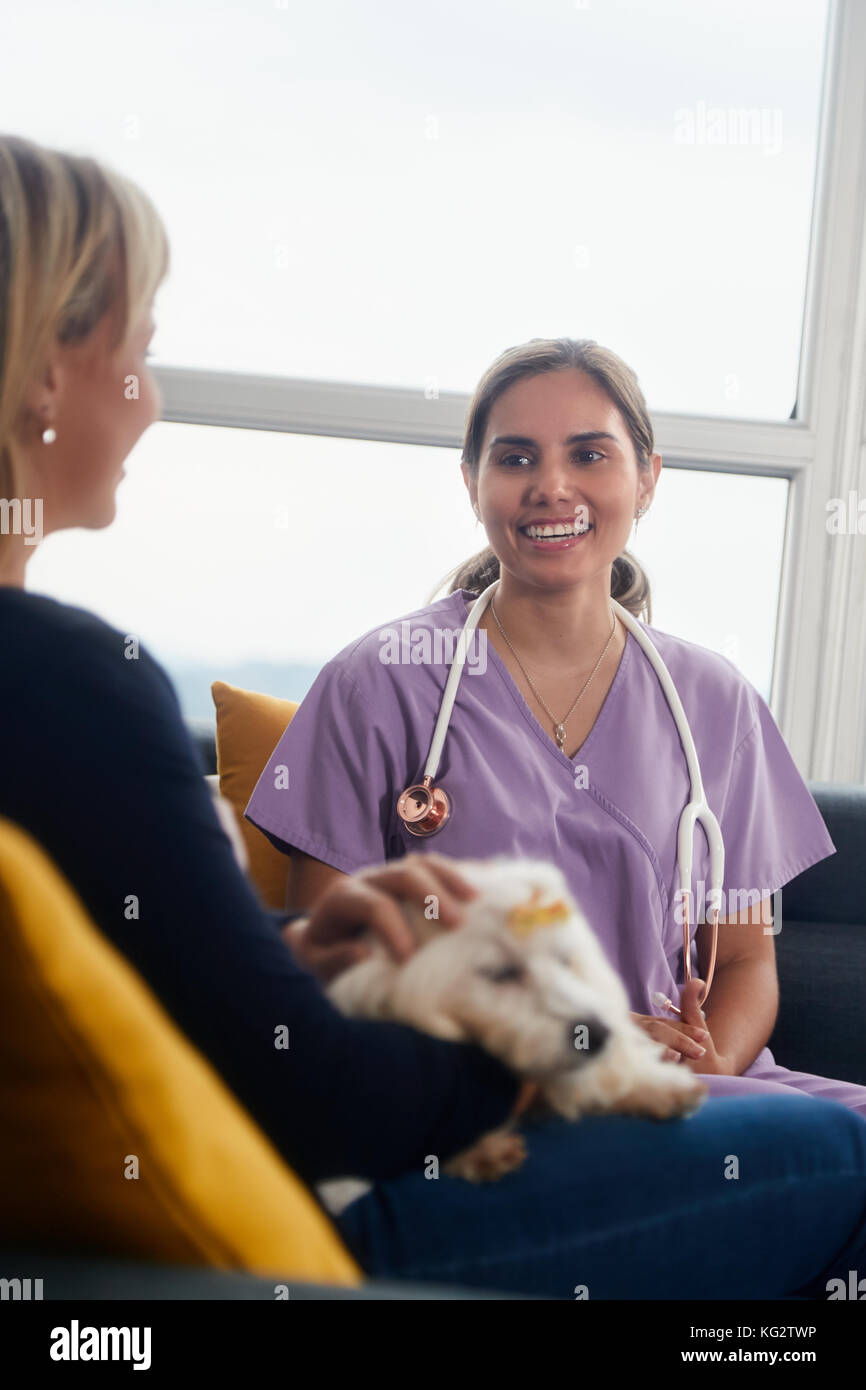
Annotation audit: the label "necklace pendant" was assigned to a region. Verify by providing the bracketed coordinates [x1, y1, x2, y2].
[555, 723, 566, 749]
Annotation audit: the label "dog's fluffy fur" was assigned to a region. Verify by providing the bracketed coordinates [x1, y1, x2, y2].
[316, 857, 706, 1215]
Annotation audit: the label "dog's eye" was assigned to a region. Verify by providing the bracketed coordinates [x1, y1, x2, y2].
[480, 963, 524, 984]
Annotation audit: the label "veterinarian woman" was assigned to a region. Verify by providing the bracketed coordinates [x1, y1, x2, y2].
[249, 335, 866, 1124]
[250, 336, 866, 1128]
[4, 137, 866, 1303]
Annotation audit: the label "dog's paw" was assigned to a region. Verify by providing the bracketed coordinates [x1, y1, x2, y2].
[444, 1128, 528, 1182]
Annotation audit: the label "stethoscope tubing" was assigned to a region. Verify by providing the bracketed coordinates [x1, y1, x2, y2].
[400, 580, 724, 1008]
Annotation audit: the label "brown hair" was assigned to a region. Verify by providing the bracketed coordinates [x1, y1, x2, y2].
[0, 134, 169, 552]
[442, 337, 654, 621]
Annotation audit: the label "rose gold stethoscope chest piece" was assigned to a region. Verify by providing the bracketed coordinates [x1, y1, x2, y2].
[396, 777, 452, 837]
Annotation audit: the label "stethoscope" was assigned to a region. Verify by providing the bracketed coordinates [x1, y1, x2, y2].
[396, 580, 724, 1009]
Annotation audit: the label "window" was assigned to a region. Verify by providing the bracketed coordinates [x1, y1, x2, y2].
[27, 423, 787, 716]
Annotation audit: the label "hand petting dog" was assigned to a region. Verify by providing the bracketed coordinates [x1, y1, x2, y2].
[283, 852, 479, 982]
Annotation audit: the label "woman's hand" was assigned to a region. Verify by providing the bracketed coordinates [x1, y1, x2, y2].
[282, 853, 480, 983]
[678, 979, 734, 1077]
[630, 977, 711, 1064]
[630, 1010, 709, 1064]
[630, 980, 733, 1075]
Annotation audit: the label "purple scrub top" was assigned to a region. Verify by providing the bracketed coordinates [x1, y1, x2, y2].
[246, 588, 842, 1103]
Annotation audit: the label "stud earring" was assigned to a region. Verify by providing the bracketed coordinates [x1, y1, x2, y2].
[42, 425, 57, 445]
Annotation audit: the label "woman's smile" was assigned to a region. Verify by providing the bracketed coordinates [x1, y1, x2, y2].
[518, 517, 594, 551]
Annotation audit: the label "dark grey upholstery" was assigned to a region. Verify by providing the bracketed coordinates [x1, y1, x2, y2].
[768, 782, 866, 1085]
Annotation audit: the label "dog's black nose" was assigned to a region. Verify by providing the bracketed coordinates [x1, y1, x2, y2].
[571, 1017, 610, 1057]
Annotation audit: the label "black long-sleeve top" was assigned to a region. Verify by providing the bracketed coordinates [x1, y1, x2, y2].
[0, 589, 518, 1185]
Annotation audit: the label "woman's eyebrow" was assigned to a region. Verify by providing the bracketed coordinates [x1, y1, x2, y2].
[488, 431, 620, 449]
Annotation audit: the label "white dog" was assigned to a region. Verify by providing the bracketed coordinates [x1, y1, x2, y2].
[316, 857, 706, 1215]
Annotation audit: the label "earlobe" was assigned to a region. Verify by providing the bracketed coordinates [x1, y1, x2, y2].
[20, 353, 64, 437]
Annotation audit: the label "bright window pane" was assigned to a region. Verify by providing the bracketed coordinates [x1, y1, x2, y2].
[26, 423, 787, 717]
[2, 0, 828, 418]
[635, 470, 788, 701]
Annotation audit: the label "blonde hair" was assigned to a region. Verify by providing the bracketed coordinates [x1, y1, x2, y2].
[441, 337, 655, 621]
[0, 134, 169, 551]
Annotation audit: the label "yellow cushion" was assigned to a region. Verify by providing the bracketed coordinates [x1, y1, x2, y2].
[211, 680, 298, 911]
[0, 817, 361, 1284]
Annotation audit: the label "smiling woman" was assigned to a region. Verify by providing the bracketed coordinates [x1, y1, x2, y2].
[246, 333, 866, 1129]
[449, 340, 659, 626]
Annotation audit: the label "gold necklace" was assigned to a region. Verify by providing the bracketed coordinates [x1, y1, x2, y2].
[490, 601, 618, 751]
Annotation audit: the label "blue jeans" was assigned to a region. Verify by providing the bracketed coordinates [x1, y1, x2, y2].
[334, 1097, 866, 1299]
